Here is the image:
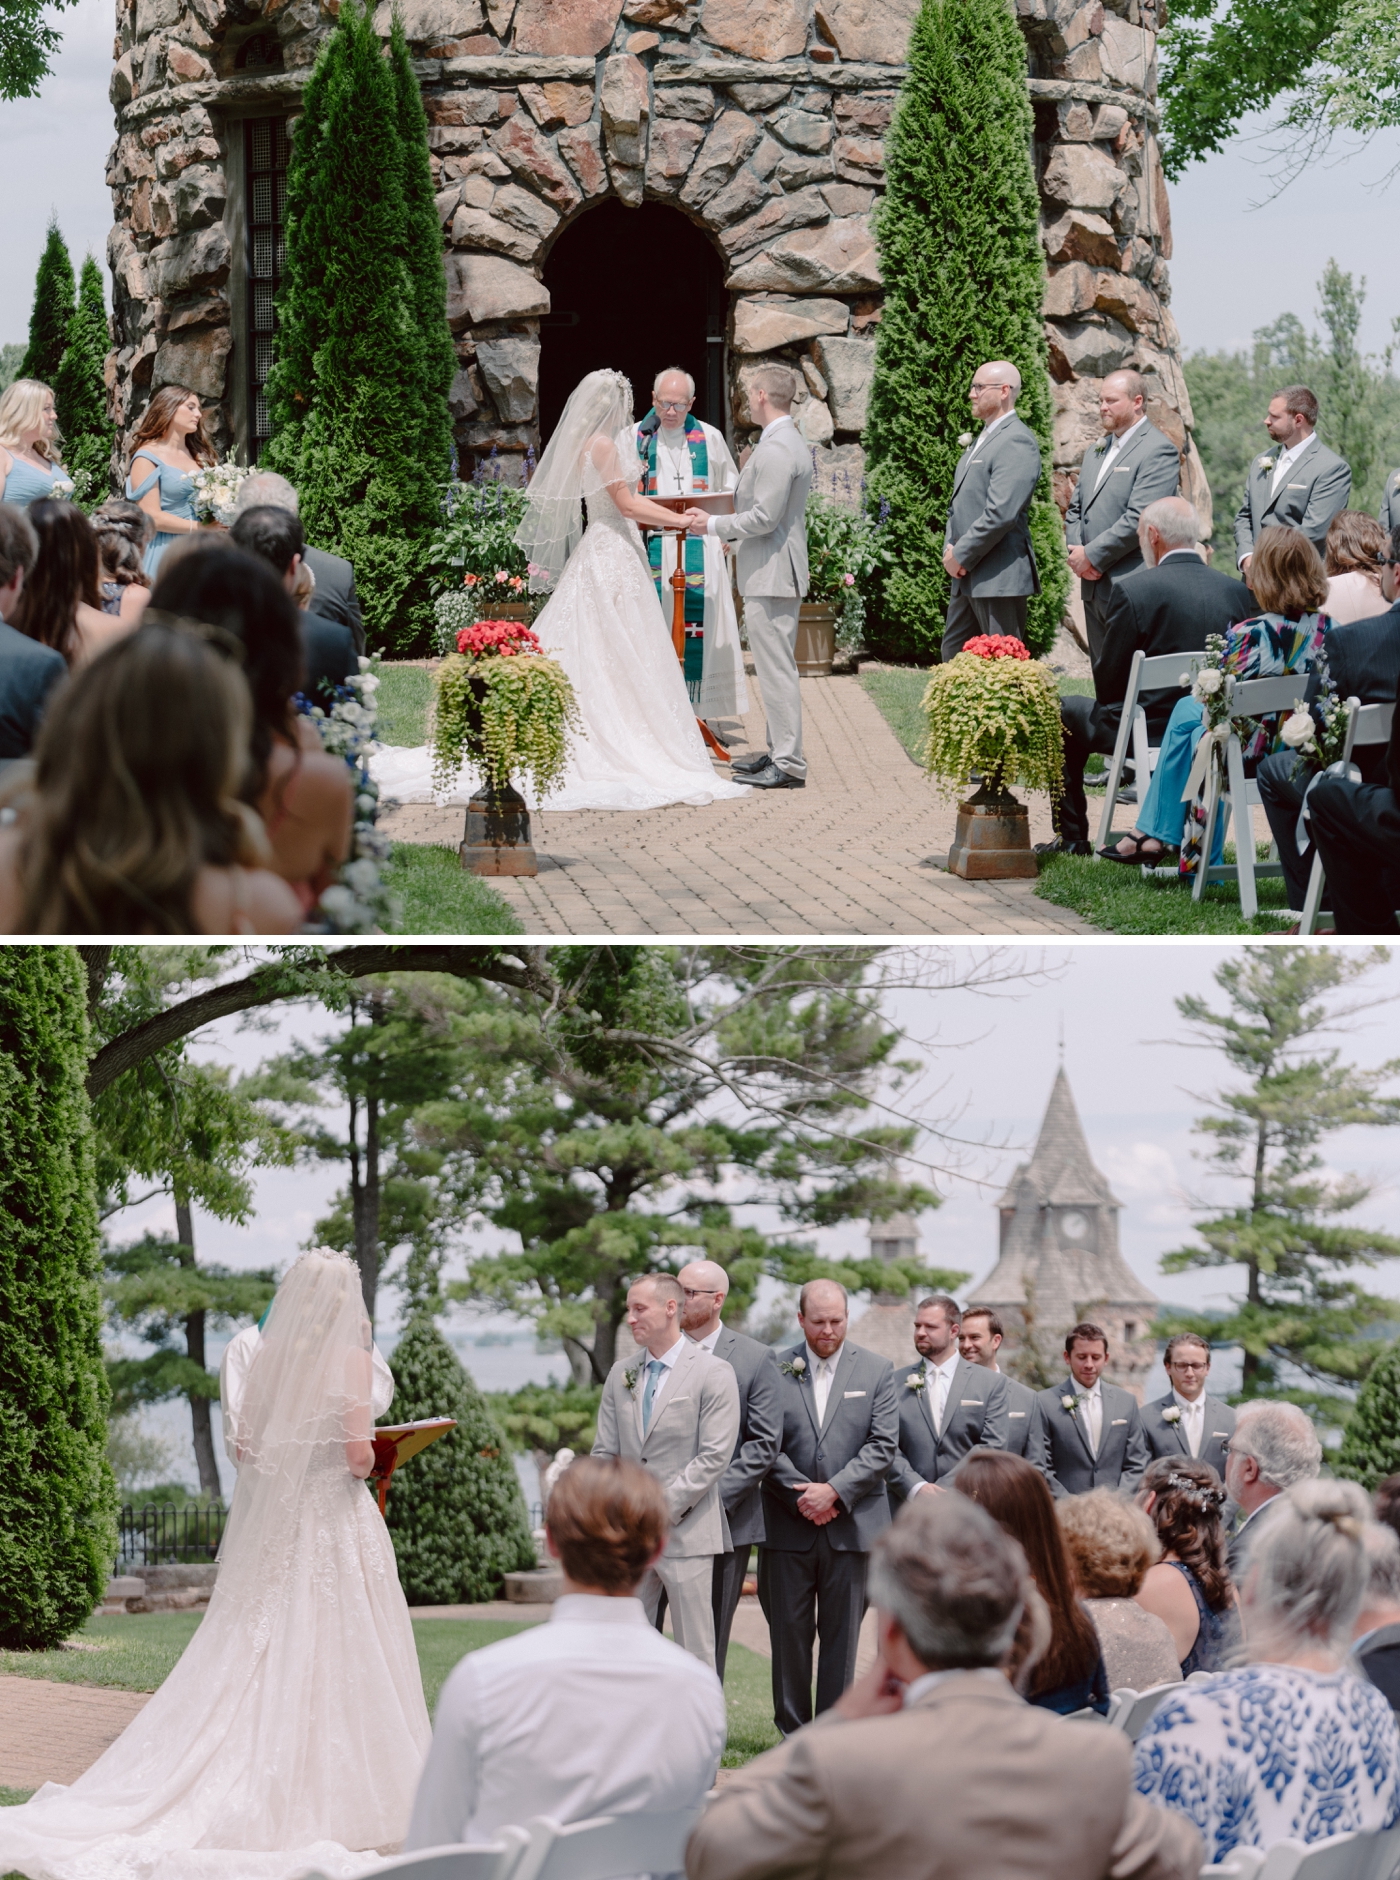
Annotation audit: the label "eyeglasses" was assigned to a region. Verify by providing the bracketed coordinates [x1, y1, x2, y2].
[681, 1287, 721, 1299]
[656, 399, 690, 412]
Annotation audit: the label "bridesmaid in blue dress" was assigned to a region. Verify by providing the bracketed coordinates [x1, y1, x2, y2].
[0, 379, 72, 509]
[124, 384, 218, 577]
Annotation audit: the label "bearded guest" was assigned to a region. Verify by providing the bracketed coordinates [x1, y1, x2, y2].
[635, 368, 747, 736]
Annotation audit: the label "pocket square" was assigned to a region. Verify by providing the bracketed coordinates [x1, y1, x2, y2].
[1211, 1431, 1229, 1438]
[843, 1390, 866, 1398]
[1287, 482, 1307, 488]
[1008, 1411, 1027, 1419]
[1110, 1418, 1127, 1425]
[959, 1399, 983, 1406]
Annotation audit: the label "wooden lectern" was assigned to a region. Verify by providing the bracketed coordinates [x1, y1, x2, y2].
[648, 490, 736, 760]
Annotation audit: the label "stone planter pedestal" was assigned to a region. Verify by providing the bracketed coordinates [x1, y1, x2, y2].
[461, 781, 538, 877]
[482, 603, 530, 624]
[795, 604, 838, 677]
[946, 783, 1038, 880]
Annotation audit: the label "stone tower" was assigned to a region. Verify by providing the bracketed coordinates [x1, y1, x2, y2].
[848, 1211, 922, 1364]
[104, 0, 1206, 529]
[967, 1065, 1158, 1393]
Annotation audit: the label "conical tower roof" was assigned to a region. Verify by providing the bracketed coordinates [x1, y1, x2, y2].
[994, 1067, 1119, 1212]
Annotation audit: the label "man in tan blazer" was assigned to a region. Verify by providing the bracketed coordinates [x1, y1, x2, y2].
[685, 1494, 1201, 1880]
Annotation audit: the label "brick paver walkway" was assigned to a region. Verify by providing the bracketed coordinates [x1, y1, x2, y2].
[0, 1675, 151, 1789]
[381, 669, 1090, 936]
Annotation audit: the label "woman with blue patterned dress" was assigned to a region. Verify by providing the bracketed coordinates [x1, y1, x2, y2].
[0, 379, 73, 510]
[124, 384, 218, 577]
[1133, 1480, 1400, 1866]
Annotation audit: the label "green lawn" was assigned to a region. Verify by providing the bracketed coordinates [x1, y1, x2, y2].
[387, 842, 525, 935]
[720, 1642, 780, 1767]
[377, 664, 434, 748]
[1034, 847, 1294, 933]
[1, 1790, 33, 1807]
[0, 1613, 203, 1692]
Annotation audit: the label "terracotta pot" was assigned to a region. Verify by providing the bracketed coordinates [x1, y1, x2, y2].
[478, 601, 530, 623]
[946, 780, 1038, 881]
[794, 603, 837, 677]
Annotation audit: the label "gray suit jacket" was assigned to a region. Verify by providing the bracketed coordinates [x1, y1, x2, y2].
[1233, 433, 1351, 565]
[944, 413, 1041, 598]
[592, 1338, 740, 1557]
[709, 1325, 782, 1549]
[1141, 1391, 1235, 1479]
[304, 543, 365, 654]
[711, 418, 812, 598]
[997, 1371, 1038, 1456]
[888, 1356, 1008, 1502]
[1027, 1379, 1150, 1498]
[1066, 420, 1181, 580]
[0, 620, 66, 760]
[763, 1340, 898, 1553]
[1380, 471, 1400, 538]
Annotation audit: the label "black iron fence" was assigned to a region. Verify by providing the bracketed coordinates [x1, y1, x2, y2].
[117, 1503, 228, 1570]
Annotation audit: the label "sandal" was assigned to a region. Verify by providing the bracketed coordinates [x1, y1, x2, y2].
[1098, 833, 1167, 864]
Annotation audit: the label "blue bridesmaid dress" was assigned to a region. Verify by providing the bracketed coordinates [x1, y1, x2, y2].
[126, 455, 199, 578]
[3, 455, 69, 510]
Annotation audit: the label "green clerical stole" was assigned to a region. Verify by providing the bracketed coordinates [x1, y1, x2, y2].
[639, 415, 708, 701]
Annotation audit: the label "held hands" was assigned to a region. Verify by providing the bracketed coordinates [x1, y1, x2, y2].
[942, 544, 968, 580]
[1067, 545, 1102, 580]
[794, 1480, 840, 1524]
[681, 508, 709, 536]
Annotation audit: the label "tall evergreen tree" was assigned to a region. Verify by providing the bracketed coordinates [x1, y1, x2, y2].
[0, 948, 117, 1649]
[863, 0, 1068, 661]
[389, 14, 456, 483]
[19, 215, 76, 388]
[54, 255, 116, 500]
[1336, 1339, 1400, 1489]
[264, 2, 444, 651]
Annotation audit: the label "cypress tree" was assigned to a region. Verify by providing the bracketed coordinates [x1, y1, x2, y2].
[54, 254, 116, 499]
[1337, 1340, 1400, 1491]
[863, 0, 1069, 661]
[19, 214, 76, 388]
[389, 13, 456, 483]
[264, 1, 442, 651]
[0, 948, 118, 1650]
[381, 1317, 537, 1604]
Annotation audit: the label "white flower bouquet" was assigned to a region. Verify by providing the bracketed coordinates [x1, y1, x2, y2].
[300, 656, 402, 934]
[190, 461, 248, 525]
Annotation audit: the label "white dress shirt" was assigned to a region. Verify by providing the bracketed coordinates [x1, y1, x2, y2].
[690, 1325, 723, 1355]
[903, 1666, 1006, 1707]
[404, 1594, 726, 1849]
[977, 409, 1015, 445]
[1271, 432, 1315, 495]
[1093, 414, 1149, 491]
[1173, 1388, 1205, 1459]
[807, 1341, 840, 1425]
[926, 1349, 960, 1436]
[1075, 1378, 1103, 1456]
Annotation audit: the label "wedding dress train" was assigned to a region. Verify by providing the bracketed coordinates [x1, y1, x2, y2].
[0, 1252, 431, 1880]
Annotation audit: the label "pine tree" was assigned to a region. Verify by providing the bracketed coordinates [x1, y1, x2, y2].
[1336, 1340, 1400, 1490]
[53, 255, 116, 500]
[0, 948, 118, 1649]
[381, 1317, 537, 1603]
[19, 215, 76, 388]
[863, 0, 1068, 661]
[264, 1, 444, 652]
[389, 14, 456, 483]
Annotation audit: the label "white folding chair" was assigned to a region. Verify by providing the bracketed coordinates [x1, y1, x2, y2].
[1104, 1687, 1140, 1730]
[335, 1832, 530, 1880]
[1193, 673, 1300, 918]
[1356, 1819, 1400, 1880]
[1298, 701, 1395, 934]
[1095, 648, 1206, 852]
[1256, 1831, 1372, 1879]
[1107, 1681, 1185, 1741]
[1201, 1853, 1267, 1878]
[510, 1807, 707, 1880]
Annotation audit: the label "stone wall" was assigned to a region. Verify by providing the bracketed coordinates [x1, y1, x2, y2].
[104, 0, 1206, 530]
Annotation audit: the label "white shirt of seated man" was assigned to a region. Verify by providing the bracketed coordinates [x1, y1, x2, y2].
[636, 367, 748, 722]
[403, 1458, 726, 1852]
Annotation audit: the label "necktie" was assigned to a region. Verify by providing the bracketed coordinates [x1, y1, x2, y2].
[1187, 1401, 1202, 1458]
[1078, 1391, 1099, 1456]
[814, 1360, 831, 1425]
[1271, 450, 1290, 496]
[642, 1357, 666, 1432]
[931, 1362, 948, 1436]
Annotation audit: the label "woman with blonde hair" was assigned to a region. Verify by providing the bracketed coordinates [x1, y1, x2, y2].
[0, 378, 71, 509]
[1057, 1488, 1180, 1691]
[124, 384, 218, 578]
[0, 619, 302, 934]
[1324, 509, 1389, 624]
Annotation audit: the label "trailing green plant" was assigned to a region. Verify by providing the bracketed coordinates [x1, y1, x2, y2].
[921, 646, 1066, 799]
[53, 254, 115, 500]
[19, 215, 75, 388]
[863, 0, 1068, 663]
[433, 641, 581, 798]
[805, 492, 884, 651]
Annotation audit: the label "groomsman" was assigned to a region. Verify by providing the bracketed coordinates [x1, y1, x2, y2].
[592, 1273, 739, 1668]
[1233, 385, 1350, 574]
[888, 1295, 1008, 1504]
[1142, 1334, 1234, 1475]
[1065, 370, 1181, 671]
[940, 360, 1042, 660]
[958, 1306, 1037, 1456]
[762, 1279, 898, 1734]
[1027, 1320, 1149, 1497]
[676, 1259, 781, 1679]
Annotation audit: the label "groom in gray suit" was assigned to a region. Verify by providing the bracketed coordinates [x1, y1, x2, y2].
[592, 1272, 740, 1668]
[685, 364, 812, 789]
[941, 360, 1043, 661]
[1233, 384, 1351, 574]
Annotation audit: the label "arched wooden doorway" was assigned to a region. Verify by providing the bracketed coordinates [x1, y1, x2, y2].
[539, 200, 727, 443]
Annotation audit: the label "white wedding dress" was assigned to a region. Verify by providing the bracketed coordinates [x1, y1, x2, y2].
[372, 381, 752, 813]
[0, 1252, 431, 1880]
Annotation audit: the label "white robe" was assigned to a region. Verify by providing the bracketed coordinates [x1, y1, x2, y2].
[642, 420, 748, 721]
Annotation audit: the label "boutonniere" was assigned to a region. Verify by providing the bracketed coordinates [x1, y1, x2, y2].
[1162, 1406, 1182, 1425]
[957, 432, 973, 449]
[1258, 455, 1275, 472]
[624, 1366, 639, 1393]
[1061, 1392, 1079, 1416]
[780, 1355, 807, 1380]
[905, 1370, 926, 1394]
[1094, 437, 1111, 454]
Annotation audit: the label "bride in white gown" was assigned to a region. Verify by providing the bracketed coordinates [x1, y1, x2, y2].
[371, 369, 752, 813]
[0, 1250, 431, 1880]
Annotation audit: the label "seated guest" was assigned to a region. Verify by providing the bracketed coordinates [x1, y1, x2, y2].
[1057, 1489, 1181, 1692]
[1049, 496, 1252, 859]
[12, 499, 136, 669]
[404, 1456, 725, 1850]
[1308, 693, 1400, 931]
[0, 503, 64, 763]
[1133, 1480, 1400, 1867]
[687, 1492, 1203, 1880]
[91, 499, 154, 622]
[1225, 1398, 1322, 1578]
[233, 469, 365, 653]
[150, 546, 353, 915]
[1352, 1523, 1400, 1712]
[1105, 525, 1332, 870]
[229, 504, 357, 708]
[0, 622, 301, 934]
[1134, 1457, 1236, 1674]
[1324, 510, 1388, 623]
[953, 1448, 1109, 1714]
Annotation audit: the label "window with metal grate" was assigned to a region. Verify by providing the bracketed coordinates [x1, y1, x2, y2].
[245, 115, 289, 461]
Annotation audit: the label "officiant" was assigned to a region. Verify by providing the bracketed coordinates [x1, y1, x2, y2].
[634, 367, 748, 724]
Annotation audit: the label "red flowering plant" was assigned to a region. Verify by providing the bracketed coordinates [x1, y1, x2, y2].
[456, 619, 543, 659]
[961, 634, 1030, 661]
